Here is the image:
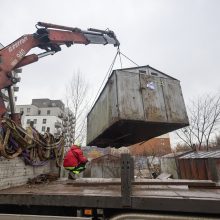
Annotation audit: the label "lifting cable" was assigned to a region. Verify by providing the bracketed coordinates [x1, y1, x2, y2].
[90, 47, 139, 108]
[90, 49, 119, 108]
[118, 49, 123, 69]
[118, 50, 139, 67]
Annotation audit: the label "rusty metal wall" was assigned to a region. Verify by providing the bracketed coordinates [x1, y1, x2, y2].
[140, 75, 167, 122]
[139, 74, 188, 123]
[87, 66, 189, 147]
[117, 71, 145, 120]
[178, 158, 220, 181]
[87, 73, 118, 145]
[160, 77, 188, 123]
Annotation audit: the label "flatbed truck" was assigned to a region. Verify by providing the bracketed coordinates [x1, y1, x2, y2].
[0, 155, 220, 220]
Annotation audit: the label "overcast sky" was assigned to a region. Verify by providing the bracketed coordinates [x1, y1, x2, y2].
[1, 0, 220, 145]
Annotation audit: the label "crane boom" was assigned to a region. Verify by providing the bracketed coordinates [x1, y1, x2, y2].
[0, 22, 119, 89]
[0, 22, 120, 118]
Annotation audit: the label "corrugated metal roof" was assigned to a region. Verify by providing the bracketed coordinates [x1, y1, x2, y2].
[162, 151, 189, 158]
[179, 150, 220, 159]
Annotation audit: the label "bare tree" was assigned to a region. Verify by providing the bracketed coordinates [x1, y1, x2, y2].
[65, 71, 91, 145]
[174, 143, 192, 152]
[176, 93, 220, 150]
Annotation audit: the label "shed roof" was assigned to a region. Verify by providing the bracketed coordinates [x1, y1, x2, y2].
[114, 65, 178, 80]
[179, 150, 220, 159]
[162, 151, 190, 158]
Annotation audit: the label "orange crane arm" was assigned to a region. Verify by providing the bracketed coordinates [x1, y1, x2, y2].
[0, 22, 120, 120]
[0, 21, 119, 89]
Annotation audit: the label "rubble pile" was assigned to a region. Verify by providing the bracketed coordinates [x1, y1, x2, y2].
[27, 173, 59, 184]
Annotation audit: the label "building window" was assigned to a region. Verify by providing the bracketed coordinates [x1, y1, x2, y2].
[34, 119, 37, 124]
[47, 110, 51, 115]
[43, 119, 47, 124]
[38, 110, 41, 115]
[20, 108, 23, 113]
[42, 126, 46, 132]
[27, 108, 30, 113]
[27, 119, 30, 124]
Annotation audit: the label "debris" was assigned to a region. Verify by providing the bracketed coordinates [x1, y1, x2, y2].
[150, 164, 161, 178]
[27, 173, 59, 185]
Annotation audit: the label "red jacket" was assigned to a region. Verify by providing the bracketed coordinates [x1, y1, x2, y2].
[63, 145, 88, 167]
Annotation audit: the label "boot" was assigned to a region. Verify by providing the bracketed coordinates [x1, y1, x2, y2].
[68, 172, 76, 180]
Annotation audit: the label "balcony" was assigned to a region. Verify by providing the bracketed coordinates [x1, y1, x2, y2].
[62, 122, 68, 127]
[54, 132, 61, 136]
[69, 117, 75, 122]
[58, 113, 64, 119]
[70, 133, 75, 138]
[68, 112, 73, 117]
[62, 128, 68, 133]
[55, 121, 62, 128]
[69, 138, 74, 143]
[63, 116, 68, 121]
[56, 129, 62, 135]
[69, 119, 75, 124]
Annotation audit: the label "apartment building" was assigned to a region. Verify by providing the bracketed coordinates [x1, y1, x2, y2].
[16, 99, 75, 147]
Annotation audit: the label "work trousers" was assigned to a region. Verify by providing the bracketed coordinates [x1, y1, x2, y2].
[65, 163, 86, 174]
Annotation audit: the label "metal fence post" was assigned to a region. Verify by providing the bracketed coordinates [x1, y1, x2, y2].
[121, 153, 133, 207]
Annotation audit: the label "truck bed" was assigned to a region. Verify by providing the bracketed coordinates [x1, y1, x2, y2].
[0, 178, 220, 215]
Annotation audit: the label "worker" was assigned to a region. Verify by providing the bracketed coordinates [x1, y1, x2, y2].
[63, 144, 88, 180]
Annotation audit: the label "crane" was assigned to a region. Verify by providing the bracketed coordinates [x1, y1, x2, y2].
[0, 22, 120, 122]
[0, 22, 119, 162]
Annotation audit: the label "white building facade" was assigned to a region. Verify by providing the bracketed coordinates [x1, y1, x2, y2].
[16, 99, 75, 147]
[23, 115, 62, 135]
